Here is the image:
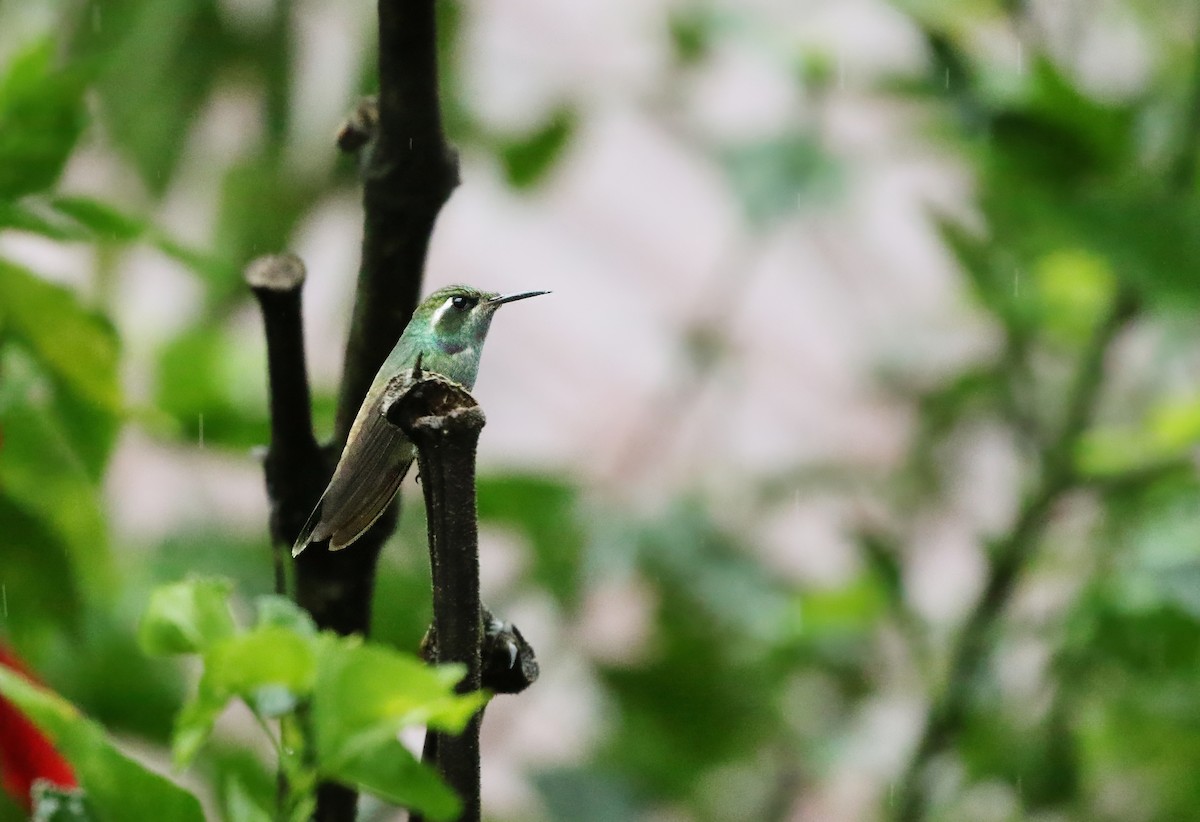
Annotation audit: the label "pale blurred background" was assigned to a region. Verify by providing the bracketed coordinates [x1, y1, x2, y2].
[3, 1, 1200, 821]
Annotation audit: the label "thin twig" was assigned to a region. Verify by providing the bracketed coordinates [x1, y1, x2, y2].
[891, 288, 1138, 822]
[1170, 7, 1200, 193]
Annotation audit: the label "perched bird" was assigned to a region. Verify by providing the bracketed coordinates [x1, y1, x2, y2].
[293, 284, 548, 556]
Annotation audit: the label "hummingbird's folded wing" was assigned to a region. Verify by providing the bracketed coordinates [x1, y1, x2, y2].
[292, 391, 414, 555]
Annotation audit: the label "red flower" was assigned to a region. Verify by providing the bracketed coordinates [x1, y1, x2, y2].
[0, 646, 77, 811]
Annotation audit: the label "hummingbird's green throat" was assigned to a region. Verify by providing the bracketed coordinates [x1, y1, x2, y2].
[292, 285, 548, 556]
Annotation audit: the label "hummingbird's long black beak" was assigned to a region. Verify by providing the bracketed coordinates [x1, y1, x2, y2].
[486, 290, 550, 307]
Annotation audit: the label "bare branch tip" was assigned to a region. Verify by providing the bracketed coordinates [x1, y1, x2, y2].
[336, 96, 380, 154]
[378, 369, 484, 435]
[246, 252, 307, 292]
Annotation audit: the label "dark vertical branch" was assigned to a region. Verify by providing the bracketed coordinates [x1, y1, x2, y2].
[294, 0, 459, 647]
[335, 0, 459, 445]
[246, 254, 325, 595]
[290, 0, 460, 666]
[243, 2, 467, 821]
[251, 3, 459, 819]
[248, 252, 350, 819]
[384, 373, 486, 822]
[412, 611, 539, 822]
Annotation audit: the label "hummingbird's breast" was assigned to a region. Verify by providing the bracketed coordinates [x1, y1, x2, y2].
[439, 344, 480, 389]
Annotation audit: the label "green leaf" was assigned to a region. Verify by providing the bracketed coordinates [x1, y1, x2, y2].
[51, 377, 121, 483]
[535, 768, 644, 822]
[965, 59, 1200, 309]
[313, 638, 483, 760]
[172, 623, 316, 768]
[171, 675, 228, 770]
[477, 475, 585, 606]
[1077, 392, 1200, 479]
[0, 200, 88, 240]
[0, 196, 221, 307]
[0, 260, 121, 413]
[150, 232, 240, 287]
[0, 667, 204, 822]
[958, 703, 1079, 811]
[77, 0, 223, 193]
[254, 596, 317, 636]
[1148, 397, 1200, 455]
[1071, 193, 1200, 305]
[0, 493, 84, 635]
[209, 748, 276, 822]
[311, 637, 484, 816]
[721, 133, 841, 226]
[668, 9, 714, 66]
[0, 347, 114, 589]
[800, 578, 887, 639]
[139, 577, 237, 656]
[322, 735, 459, 821]
[596, 503, 798, 800]
[219, 774, 273, 822]
[49, 197, 144, 242]
[154, 324, 269, 450]
[634, 501, 796, 644]
[985, 58, 1135, 184]
[0, 301, 122, 483]
[206, 627, 316, 704]
[211, 156, 320, 300]
[933, 215, 1027, 329]
[1032, 248, 1115, 345]
[43, 606, 183, 744]
[499, 108, 576, 189]
[0, 39, 87, 198]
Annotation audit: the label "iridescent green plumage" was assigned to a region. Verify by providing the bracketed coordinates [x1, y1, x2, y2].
[293, 285, 547, 555]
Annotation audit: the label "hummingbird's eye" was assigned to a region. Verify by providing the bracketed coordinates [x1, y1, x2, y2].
[451, 295, 477, 311]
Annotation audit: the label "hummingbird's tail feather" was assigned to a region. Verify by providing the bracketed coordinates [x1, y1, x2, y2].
[327, 465, 407, 550]
[296, 389, 416, 554]
[292, 493, 328, 557]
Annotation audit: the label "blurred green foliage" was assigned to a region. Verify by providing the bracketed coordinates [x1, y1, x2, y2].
[0, 664, 204, 822]
[2, 1, 1200, 821]
[135, 579, 482, 820]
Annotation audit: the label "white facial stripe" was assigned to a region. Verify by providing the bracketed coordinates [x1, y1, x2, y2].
[429, 297, 455, 330]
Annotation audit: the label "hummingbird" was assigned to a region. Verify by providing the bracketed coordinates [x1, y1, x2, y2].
[292, 284, 548, 556]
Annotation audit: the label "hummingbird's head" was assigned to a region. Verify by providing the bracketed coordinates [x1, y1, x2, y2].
[415, 284, 549, 355]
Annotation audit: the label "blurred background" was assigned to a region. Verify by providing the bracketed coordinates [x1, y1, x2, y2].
[3, 0, 1200, 820]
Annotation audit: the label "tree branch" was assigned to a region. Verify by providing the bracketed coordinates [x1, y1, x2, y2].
[411, 610, 539, 822]
[250, 2, 458, 818]
[383, 372, 486, 822]
[246, 254, 326, 595]
[336, 0, 459, 446]
[247, 254, 350, 819]
[891, 288, 1138, 822]
[292, 0, 459, 673]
